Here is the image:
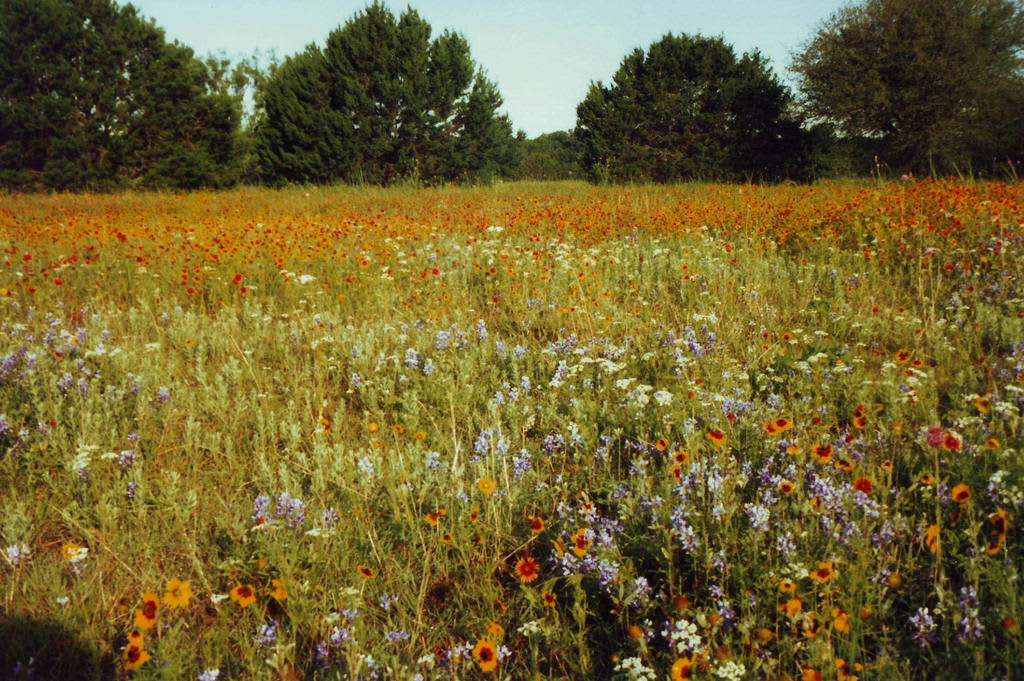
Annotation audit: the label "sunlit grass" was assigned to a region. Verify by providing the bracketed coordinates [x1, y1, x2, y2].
[1, 179, 1022, 680]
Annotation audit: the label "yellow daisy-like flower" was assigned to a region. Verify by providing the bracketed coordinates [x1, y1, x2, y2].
[229, 584, 257, 608]
[133, 592, 160, 630]
[163, 578, 192, 608]
[951, 483, 971, 504]
[357, 564, 376, 579]
[477, 477, 496, 496]
[122, 631, 150, 671]
[671, 656, 695, 680]
[472, 637, 499, 673]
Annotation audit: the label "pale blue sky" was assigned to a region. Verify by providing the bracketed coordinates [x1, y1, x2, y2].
[127, 0, 849, 137]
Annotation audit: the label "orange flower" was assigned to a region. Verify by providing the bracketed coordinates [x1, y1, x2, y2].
[541, 589, 557, 608]
[122, 637, 151, 671]
[271, 578, 287, 602]
[919, 474, 935, 486]
[772, 417, 793, 433]
[784, 596, 803, 618]
[671, 656, 694, 680]
[472, 637, 499, 672]
[975, 393, 991, 413]
[425, 509, 444, 526]
[810, 561, 835, 583]
[357, 565, 376, 579]
[486, 621, 505, 638]
[527, 515, 545, 533]
[655, 437, 669, 451]
[230, 584, 257, 608]
[706, 429, 726, 447]
[951, 483, 971, 504]
[779, 579, 796, 593]
[477, 477, 496, 495]
[570, 528, 591, 557]
[163, 578, 192, 608]
[811, 444, 832, 464]
[515, 556, 540, 583]
[924, 524, 941, 554]
[942, 433, 961, 451]
[778, 480, 795, 495]
[895, 349, 910, 363]
[133, 592, 160, 630]
[673, 450, 689, 465]
[832, 607, 851, 634]
[853, 477, 873, 494]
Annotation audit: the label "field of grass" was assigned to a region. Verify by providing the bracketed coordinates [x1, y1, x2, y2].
[1, 180, 1023, 680]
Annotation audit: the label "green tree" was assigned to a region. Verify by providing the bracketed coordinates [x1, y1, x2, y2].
[514, 131, 585, 180]
[575, 33, 810, 183]
[0, 0, 242, 190]
[791, 0, 1024, 174]
[254, 2, 515, 185]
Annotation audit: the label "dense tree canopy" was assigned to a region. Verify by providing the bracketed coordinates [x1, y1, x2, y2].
[0, 0, 242, 190]
[575, 33, 811, 183]
[253, 2, 516, 185]
[513, 131, 585, 181]
[792, 0, 1024, 173]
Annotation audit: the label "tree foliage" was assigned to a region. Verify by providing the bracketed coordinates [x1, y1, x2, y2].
[792, 0, 1024, 173]
[0, 0, 242, 190]
[514, 131, 585, 181]
[253, 2, 515, 185]
[575, 33, 811, 183]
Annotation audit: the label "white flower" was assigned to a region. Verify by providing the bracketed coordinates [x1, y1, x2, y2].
[297, 274, 316, 284]
[653, 390, 673, 406]
[714, 660, 746, 681]
[5, 543, 30, 565]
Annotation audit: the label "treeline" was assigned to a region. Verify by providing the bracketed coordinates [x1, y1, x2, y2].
[2, 0, 1023, 190]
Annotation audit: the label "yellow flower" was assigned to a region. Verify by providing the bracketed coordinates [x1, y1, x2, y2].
[357, 564, 376, 579]
[163, 578, 192, 608]
[229, 584, 257, 608]
[472, 637, 498, 672]
[477, 477, 496, 495]
[271, 578, 287, 602]
[951, 483, 971, 504]
[133, 592, 160, 630]
[671, 656, 694, 680]
[831, 607, 851, 634]
[486, 621, 505, 638]
[122, 632, 151, 671]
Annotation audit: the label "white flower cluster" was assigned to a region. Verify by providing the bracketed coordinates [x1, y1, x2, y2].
[667, 618, 702, 655]
[613, 656, 656, 681]
[714, 660, 746, 681]
[5, 543, 30, 566]
[517, 619, 542, 636]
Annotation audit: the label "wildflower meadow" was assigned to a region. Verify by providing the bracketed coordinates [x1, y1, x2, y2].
[1, 180, 1022, 680]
